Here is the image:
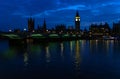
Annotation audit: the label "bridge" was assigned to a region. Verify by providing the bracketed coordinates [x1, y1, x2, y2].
[0, 33, 81, 40]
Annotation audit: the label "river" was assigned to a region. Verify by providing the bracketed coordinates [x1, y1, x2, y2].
[0, 40, 120, 79]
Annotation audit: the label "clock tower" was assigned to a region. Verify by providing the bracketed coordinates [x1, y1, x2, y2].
[75, 11, 80, 31]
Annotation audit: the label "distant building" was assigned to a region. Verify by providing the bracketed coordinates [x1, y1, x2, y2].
[113, 21, 120, 35]
[28, 17, 35, 32]
[14, 29, 20, 33]
[89, 23, 111, 38]
[75, 11, 80, 31]
[55, 24, 66, 34]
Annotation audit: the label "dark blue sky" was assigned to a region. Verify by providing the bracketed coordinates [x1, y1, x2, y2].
[0, 0, 120, 31]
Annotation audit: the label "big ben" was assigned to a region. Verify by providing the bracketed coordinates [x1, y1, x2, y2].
[75, 11, 80, 31]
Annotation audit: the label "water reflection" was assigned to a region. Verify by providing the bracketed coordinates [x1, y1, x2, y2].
[60, 42, 64, 57]
[70, 41, 73, 54]
[4, 40, 119, 65]
[45, 46, 50, 63]
[23, 40, 32, 66]
[75, 40, 81, 72]
[1, 40, 120, 79]
[24, 52, 28, 66]
[1, 40, 82, 72]
[89, 40, 120, 57]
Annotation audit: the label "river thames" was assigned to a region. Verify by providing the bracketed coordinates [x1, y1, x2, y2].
[0, 40, 120, 79]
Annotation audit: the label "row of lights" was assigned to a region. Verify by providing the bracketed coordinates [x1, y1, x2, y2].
[9, 28, 27, 32]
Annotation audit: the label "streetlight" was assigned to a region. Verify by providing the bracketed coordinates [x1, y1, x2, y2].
[32, 30, 35, 32]
[9, 29, 12, 32]
[24, 28, 27, 31]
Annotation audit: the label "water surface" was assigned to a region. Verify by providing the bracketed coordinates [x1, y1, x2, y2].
[0, 40, 120, 79]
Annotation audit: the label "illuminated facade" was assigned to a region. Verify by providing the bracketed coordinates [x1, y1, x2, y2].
[28, 18, 34, 32]
[75, 11, 80, 31]
[113, 21, 120, 35]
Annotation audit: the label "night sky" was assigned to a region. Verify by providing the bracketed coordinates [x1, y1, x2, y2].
[0, 0, 120, 31]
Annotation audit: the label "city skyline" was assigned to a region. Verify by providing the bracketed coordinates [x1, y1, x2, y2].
[0, 0, 120, 31]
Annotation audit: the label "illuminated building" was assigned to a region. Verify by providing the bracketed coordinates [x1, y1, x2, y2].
[75, 11, 80, 31]
[89, 23, 110, 38]
[28, 17, 35, 32]
[113, 21, 120, 35]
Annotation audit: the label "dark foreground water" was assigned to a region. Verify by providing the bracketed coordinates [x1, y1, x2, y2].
[0, 40, 120, 79]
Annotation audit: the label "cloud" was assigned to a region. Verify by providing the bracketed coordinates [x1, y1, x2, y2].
[100, 2, 120, 7]
[1, 0, 120, 31]
[31, 4, 88, 17]
[9, 0, 120, 18]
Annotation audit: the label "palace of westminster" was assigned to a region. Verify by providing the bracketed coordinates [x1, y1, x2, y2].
[9, 11, 120, 39]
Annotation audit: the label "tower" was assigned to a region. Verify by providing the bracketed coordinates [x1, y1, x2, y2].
[43, 19, 46, 31]
[43, 19, 47, 33]
[75, 11, 80, 31]
[28, 17, 34, 32]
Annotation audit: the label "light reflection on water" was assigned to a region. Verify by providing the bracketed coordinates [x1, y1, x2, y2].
[0, 40, 120, 79]
[45, 46, 50, 63]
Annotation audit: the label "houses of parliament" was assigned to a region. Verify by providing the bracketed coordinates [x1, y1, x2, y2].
[27, 11, 81, 33]
[8, 10, 120, 39]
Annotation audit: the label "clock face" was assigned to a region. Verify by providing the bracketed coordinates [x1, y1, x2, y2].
[76, 18, 80, 21]
[76, 19, 78, 21]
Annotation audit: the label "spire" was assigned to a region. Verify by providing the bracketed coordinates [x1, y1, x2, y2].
[28, 17, 34, 32]
[76, 10, 79, 17]
[43, 18, 47, 32]
[43, 18, 46, 27]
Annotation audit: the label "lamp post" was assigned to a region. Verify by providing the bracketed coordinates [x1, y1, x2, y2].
[9, 29, 12, 32]
[24, 28, 27, 32]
